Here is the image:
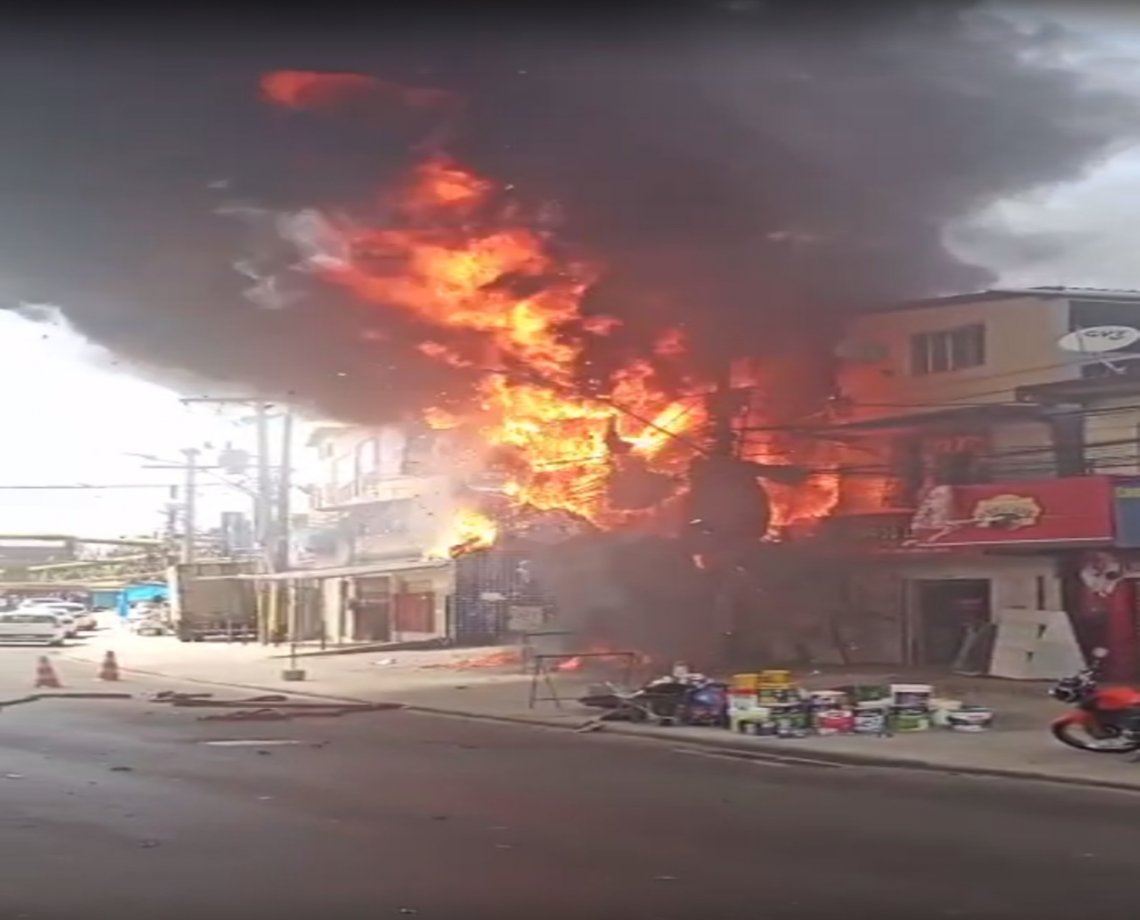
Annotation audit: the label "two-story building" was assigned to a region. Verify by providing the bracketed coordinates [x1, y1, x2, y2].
[274, 419, 560, 648]
[273, 421, 464, 646]
[822, 286, 1140, 680]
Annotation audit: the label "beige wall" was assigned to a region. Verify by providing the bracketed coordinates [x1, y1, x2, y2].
[837, 295, 1075, 423]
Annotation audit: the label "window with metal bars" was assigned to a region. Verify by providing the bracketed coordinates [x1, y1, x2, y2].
[910, 324, 986, 376]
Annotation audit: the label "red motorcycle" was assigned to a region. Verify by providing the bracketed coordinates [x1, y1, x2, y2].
[1050, 648, 1140, 754]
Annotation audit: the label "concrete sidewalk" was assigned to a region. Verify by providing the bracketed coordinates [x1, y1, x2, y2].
[61, 630, 1140, 791]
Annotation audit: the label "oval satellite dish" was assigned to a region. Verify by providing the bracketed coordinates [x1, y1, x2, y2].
[1058, 325, 1140, 353]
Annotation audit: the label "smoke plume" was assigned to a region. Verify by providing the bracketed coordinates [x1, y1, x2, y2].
[0, 2, 1137, 421]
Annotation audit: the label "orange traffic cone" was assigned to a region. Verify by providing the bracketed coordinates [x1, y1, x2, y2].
[98, 650, 120, 682]
[34, 656, 61, 689]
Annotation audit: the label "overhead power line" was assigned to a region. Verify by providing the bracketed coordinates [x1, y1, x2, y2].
[0, 483, 231, 490]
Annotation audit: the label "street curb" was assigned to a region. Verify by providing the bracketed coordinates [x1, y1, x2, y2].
[401, 704, 1140, 795]
[58, 655, 374, 706]
[57, 657, 1140, 795]
[267, 639, 453, 660]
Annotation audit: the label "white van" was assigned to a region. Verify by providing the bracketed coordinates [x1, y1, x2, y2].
[0, 611, 67, 646]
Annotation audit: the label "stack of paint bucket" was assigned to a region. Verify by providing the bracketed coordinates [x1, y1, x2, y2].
[889, 683, 933, 733]
[756, 670, 796, 703]
[946, 704, 995, 732]
[727, 673, 765, 733]
[807, 689, 855, 735]
[758, 670, 809, 738]
[833, 684, 889, 735]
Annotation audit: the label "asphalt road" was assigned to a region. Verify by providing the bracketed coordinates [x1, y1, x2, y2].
[1, 645, 1140, 919]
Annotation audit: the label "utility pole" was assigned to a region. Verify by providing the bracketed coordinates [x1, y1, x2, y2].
[165, 487, 180, 548]
[134, 454, 220, 563]
[181, 448, 199, 563]
[180, 395, 294, 647]
[255, 402, 273, 563]
[275, 410, 294, 572]
[179, 396, 278, 565]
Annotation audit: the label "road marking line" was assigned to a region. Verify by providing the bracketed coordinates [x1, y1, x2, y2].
[671, 747, 845, 769]
[671, 748, 791, 768]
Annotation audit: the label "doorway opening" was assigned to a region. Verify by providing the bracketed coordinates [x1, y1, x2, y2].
[914, 579, 991, 666]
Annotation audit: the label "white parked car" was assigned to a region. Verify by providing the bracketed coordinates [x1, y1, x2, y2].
[18, 601, 92, 638]
[34, 602, 96, 631]
[0, 611, 67, 646]
[20, 604, 81, 638]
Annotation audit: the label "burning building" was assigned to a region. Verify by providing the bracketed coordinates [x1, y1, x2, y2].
[5, 5, 1138, 664]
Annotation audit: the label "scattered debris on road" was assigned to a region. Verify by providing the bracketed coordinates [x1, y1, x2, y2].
[0, 692, 133, 710]
[152, 691, 213, 702]
[198, 708, 292, 722]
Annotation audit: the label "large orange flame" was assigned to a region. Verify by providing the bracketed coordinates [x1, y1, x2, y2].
[313, 152, 703, 526]
[262, 71, 835, 538]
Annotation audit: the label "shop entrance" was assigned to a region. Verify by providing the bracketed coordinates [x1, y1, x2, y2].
[351, 576, 392, 642]
[914, 579, 991, 666]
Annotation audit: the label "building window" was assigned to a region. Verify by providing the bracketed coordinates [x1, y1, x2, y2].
[910, 324, 986, 376]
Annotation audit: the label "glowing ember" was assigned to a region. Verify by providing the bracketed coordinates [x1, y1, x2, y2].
[423, 648, 522, 670]
[555, 656, 584, 672]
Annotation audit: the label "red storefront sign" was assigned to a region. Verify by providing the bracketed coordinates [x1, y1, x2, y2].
[910, 476, 1115, 548]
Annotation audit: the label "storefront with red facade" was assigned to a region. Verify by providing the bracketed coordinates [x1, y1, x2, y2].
[904, 476, 1125, 678]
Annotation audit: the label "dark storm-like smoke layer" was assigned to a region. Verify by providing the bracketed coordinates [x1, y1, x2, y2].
[452, 3, 1138, 369]
[0, 1, 1136, 422]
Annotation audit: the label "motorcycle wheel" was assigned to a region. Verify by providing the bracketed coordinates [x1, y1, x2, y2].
[1051, 716, 1140, 753]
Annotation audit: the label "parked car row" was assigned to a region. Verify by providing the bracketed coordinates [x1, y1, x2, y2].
[0, 597, 102, 645]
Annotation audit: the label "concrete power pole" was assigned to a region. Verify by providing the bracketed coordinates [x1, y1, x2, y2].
[181, 448, 200, 564]
[275, 410, 294, 572]
[180, 397, 277, 567]
[255, 402, 273, 563]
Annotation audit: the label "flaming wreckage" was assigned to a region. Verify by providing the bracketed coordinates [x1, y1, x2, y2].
[234, 70, 839, 663]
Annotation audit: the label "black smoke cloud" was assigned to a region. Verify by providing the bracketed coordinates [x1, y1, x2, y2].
[0, 1, 1136, 421]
